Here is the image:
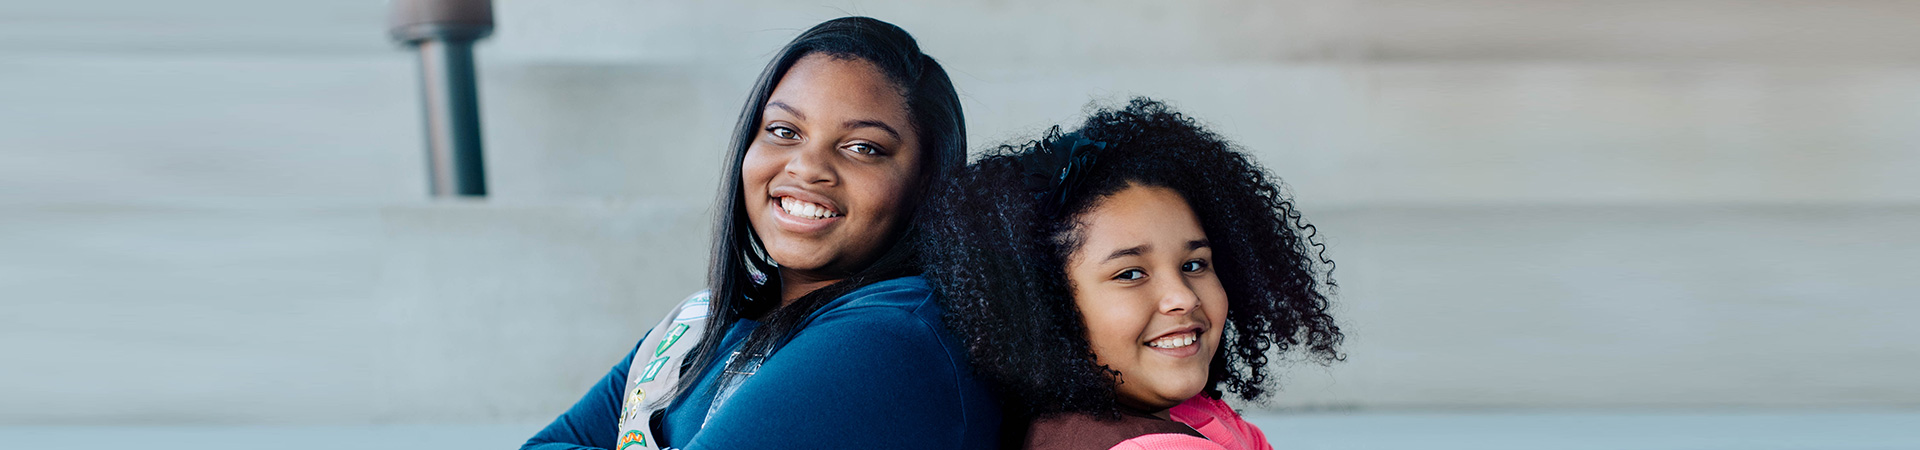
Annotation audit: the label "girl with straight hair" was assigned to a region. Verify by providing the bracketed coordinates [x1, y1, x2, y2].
[524, 16, 998, 450]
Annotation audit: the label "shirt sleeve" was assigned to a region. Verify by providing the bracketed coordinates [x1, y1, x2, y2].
[682, 303, 982, 450]
[521, 339, 643, 450]
[1110, 434, 1232, 450]
[1169, 395, 1272, 450]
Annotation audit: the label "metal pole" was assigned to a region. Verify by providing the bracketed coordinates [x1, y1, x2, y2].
[390, 0, 492, 197]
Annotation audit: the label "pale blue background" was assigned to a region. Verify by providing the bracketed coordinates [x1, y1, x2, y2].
[2, 0, 1916, 447]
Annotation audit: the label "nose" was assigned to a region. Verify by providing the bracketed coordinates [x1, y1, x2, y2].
[784, 141, 838, 186]
[1158, 278, 1202, 315]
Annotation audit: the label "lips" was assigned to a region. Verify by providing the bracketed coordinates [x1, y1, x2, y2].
[766, 186, 844, 234]
[1146, 331, 1197, 349]
[1143, 326, 1204, 358]
[779, 196, 841, 219]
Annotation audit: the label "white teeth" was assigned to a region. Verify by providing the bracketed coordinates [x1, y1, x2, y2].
[780, 197, 839, 220]
[1147, 332, 1197, 349]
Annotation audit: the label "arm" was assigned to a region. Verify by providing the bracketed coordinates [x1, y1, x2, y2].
[521, 341, 641, 450]
[683, 305, 986, 450]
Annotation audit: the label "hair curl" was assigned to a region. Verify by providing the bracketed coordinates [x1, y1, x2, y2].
[920, 98, 1342, 421]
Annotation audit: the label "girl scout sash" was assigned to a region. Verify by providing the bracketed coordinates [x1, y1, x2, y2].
[616, 291, 711, 450]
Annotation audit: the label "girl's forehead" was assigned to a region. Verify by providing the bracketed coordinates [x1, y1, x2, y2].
[1073, 186, 1208, 258]
[769, 56, 905, 111]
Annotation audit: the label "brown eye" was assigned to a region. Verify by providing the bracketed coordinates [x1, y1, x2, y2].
[768, 126, 799, 140]
[847, 143, 883, 155]
[1113, 268, 1146, 281]
[1182, 260, 1209, 273]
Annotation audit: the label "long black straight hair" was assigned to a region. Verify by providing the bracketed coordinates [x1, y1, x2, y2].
[670, 16, 967, 403]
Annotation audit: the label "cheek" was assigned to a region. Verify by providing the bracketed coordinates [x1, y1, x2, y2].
[848, 169, 912, 223]
[740, 146, 778, 192]
[1076, 289, 1150, 360]
[1201, 280, 1229, 341]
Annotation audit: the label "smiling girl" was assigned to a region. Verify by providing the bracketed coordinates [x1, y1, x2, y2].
[525, 17, 998, 450]
[922, 99, 1343, 450]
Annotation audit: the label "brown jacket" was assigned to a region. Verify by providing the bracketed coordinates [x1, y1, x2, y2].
[1023, 410, 1205, 450]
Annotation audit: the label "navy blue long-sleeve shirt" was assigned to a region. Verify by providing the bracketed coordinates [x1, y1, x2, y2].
[522, 276, 1001, 449]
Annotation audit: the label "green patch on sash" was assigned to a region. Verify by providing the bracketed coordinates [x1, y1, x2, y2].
[637, 356, 670, 383]
[655, 323, 689, 357]
[618, 429, 646, 449]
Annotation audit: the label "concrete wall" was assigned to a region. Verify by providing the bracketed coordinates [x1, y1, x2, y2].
[3, 0, 1916, 424]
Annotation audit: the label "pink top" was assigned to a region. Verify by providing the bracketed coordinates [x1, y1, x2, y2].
[1106, 395, 1272, 450]
[1166, 395, 1273, 450]
[1109, 433, 1227, 450]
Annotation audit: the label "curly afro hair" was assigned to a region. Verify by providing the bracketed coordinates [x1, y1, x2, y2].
[919, 98, 1342, 420]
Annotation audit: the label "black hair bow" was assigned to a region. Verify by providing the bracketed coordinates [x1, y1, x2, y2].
[1020, 129, 1108, 219]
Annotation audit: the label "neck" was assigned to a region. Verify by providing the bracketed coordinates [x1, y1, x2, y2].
[777, 268, 840, 307]
[1119, 400, 1175, 420]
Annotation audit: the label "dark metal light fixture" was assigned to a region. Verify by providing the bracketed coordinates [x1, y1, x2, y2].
[390, 0, 493, 197]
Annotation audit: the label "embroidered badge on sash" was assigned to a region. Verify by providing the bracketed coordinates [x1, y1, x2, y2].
[618, 429, 647, 449]
[654, 323, 689, 357]
[637, 356, 670, 383]
[621, 387, 646, 424]
[616, 290, 710, 450]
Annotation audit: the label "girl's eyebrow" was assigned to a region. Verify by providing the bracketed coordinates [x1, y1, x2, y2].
[844, 119, 902, 141]
[766, 101, 806, 120]
[1101, 239, 1207, 263]
[768, 101, 902, 141]
[1102, 245, 1148, 263]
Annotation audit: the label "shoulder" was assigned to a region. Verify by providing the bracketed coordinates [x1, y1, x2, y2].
[788, 275, 972, 376]
[627, 289, 713, 348]
[1168, 396, 1269, 450]
[1168, 395, 1233, 424]
[1111, 434, 1229, 450]
[833, 275, 935, 309]
[680, 289, 713, 306]
[791, 276, 960, 358]
[811, 275, 943, 325]
[1025, 412, 1206, 450]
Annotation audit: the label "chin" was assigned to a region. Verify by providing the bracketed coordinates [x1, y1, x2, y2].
[1167, 387, 1206, 403]
[768, 251, 828, 272]
[1132, 380, 1206, 408]
[1160, 378, 1209, 403]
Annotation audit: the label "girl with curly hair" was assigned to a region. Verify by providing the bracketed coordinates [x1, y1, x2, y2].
[921, 98, 1343, 450]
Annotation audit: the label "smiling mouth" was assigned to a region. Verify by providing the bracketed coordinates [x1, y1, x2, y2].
[1146, 331, 1198, 349]
[778, 196, 842, 220]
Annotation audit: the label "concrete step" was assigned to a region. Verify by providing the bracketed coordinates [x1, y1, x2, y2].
[6, 200, 1915, 423]
[2, 410, 1915, 449]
